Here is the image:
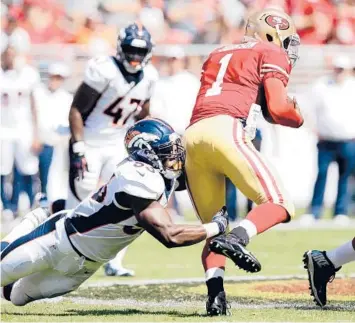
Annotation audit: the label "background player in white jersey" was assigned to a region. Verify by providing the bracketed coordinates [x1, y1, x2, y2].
[66, 23, 158, 276]
[33, 62, 73, 208]
[0, 43, 41, 216]
[0, 118, 229, 306]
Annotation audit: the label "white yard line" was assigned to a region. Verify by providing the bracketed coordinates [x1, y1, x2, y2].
[84, 273, 354, 288]
[54, 296, 354, 312]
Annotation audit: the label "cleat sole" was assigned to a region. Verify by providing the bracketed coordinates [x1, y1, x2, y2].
[210, 240, 261, 273]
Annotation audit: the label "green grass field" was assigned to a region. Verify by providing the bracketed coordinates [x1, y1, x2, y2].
[2, 227, 355, 322]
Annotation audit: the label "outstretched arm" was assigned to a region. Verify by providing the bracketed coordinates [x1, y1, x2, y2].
[137, 201, 207, 248]
[128, 194, 227, 248]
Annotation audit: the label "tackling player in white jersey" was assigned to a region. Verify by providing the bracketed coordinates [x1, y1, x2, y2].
[66, 23, 158, 276]
[0, 118, 229, 306]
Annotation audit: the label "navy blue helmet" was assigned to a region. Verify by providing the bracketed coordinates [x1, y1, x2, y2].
[124, 118, 185, 180]
[117, 23, 154, 73]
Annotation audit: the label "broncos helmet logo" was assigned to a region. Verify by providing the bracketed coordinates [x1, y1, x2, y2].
[126, 132, 159, 150]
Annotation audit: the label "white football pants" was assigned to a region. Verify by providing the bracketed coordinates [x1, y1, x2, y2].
[65, 139, 127, 209]
[1, 212, 100, 306]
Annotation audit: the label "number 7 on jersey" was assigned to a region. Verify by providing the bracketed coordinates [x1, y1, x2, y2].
[205, 53, 233, 97]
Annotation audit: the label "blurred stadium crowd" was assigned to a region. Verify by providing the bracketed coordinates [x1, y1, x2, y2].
[1, 0, 355, 223]
[1, 0, 355, 49]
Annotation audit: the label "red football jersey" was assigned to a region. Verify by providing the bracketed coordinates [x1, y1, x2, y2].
[190, 39, 292, 126]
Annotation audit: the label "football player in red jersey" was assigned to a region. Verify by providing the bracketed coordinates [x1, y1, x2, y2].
[184, 8, 304, 316]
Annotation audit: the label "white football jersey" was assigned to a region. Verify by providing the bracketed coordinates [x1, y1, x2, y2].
[82, 56, 159, 145]
[64, 158, 165, 263]
[33, 84, 73, 145]
[0, 64, 40, 133]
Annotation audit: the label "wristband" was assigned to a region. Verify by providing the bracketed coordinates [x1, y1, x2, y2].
[203, 222, 220, 239]
[72, 141, 85, 154]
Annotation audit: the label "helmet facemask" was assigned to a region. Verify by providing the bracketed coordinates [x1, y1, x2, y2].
[154, 137, 185, 180]
[119, 44, 152, 73]
[129, 133, 185, 180]
[282, 33, 300, 68]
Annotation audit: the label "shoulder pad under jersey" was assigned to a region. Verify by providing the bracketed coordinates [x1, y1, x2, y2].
[83, 56, 117, 93]
[143, 63, 159, 82]
[115, 158, 165, 200]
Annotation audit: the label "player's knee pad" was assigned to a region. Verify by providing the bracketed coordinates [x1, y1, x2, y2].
[9, 283, 32, 306]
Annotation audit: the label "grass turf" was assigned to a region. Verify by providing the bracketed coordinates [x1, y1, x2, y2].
[92, 228, 355, 280]
[2, 281, 355, 322]
[1, 228, 355, 322]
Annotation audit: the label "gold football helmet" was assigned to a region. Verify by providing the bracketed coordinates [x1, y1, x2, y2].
[245, 8, 300, 66]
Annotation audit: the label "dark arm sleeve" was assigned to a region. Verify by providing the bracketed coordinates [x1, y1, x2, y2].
[72, 83, 102, 119]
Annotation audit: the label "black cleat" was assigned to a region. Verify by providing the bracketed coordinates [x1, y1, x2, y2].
[303, 250, 340, 307]
[210, 234, 261, 273]
[206, 291, 230, 316]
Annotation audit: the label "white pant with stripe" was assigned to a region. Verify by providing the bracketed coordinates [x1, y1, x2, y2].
[0, 214, 100, 306]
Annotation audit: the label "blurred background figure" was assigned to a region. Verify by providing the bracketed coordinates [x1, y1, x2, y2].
[1, 43, 41, 219]
[33, 62, 72, 208]
[71, 13, 115, 54]
[150, 45, 200, 135]
[301, 55, 355, 224]
[150, 45, 200, 218]
[1, 5, 31, 54]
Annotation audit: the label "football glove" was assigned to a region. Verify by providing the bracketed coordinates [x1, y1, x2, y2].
[70, 141, 88, 180]
[211, 206, 229, 235]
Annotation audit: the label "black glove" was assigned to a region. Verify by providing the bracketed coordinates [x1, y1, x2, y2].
[211, 206, 229, 235]
[70, 141, 88, 180]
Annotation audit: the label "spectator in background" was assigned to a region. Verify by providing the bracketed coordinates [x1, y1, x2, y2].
[332, 0, 355, 44]
[99, 0, 141, 29]
[63, 0, 100, 19]
[20, 0, 67, 44]
[2, 15, 31, 54]
[33, 62, 72, 207]
[0, 43, 41, 217]
[1, 3, 9, 54]
[73, 13, 116, 52]
[302, 56, 355, 224]
[350, 60, 355, 214]
[165, 0, 219, 44]
[291, 0, 336, 44]
[139, 0, 166, 43]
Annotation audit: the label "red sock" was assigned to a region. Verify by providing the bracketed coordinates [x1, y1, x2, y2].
[246, 203, 289, 234]
[202, 239, 225, 272]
